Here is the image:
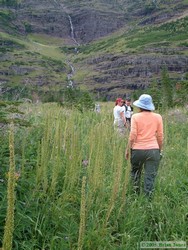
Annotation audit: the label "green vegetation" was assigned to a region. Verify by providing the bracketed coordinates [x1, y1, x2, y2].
[160, 68, 173, 110]
[0, 0, 17, 6]
[0, 32, 69, 101]
[0, 0, 188, 101]
[0, 102, 187, 249]
[0, 9, 16, 33]
[126, 17, 188, 48]
[28, 34, 66, 46]
[132, 73, 188, 110]
[75, 16, 188, 58]
[0, 38, 25, 52]
[0, 101, 30, 126]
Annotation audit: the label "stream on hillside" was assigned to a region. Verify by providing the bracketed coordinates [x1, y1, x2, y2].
[53, 0, 80, 89]
[66, 14, 80, 88]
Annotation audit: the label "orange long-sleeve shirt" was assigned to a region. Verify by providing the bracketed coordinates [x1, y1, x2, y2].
[129, 111, 163, 150]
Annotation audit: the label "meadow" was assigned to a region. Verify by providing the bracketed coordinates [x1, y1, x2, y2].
[0, 102, 188, 250]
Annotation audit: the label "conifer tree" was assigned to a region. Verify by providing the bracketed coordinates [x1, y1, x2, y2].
[161, 67, 173, 110]
[147, 80, 161, 109]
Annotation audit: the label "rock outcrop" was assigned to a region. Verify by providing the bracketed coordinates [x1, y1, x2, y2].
[79, 51, 188, 99]
[14, 0, 126, 43]
[71, 8, 126, 43]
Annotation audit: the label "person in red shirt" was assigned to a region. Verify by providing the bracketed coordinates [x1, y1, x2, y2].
[125, 94, 163, 198]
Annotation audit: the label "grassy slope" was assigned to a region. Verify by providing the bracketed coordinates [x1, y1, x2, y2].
[0, 30, 70, 99]
[0, 32, 66, 59]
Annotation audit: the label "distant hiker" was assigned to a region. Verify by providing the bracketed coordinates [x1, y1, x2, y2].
[125, 94, 163, 198]
[74, 47, 79, 54]
[113, 98, 127, 136]
[95, 103, 101, 113]
[123, 97, 134, 126]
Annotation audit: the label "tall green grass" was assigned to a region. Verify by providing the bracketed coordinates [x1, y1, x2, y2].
[0, 103, 187, 249]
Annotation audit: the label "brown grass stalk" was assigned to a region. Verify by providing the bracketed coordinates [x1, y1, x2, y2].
[2, 124, 16, 250]
[78, 176, 87, 250]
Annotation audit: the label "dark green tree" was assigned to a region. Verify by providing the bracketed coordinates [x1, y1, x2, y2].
[77, 91, 95, 113]
[160, 67, 173, 110]
[60, 87, 94, 112]
[147, 80, 161, 110]
[174, 80, 188, 106]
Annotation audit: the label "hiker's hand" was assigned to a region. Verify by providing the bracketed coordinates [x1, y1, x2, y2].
[125, 149, 129, 160]
[160, 150, 163, 159]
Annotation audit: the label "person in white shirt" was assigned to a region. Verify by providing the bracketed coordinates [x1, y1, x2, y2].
[124, 97, 134, 127]
[113, 98, 127, 135]
[95, 103, 101, 113]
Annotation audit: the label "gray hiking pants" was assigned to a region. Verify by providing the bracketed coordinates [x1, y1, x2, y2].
[131, 149, 160, 196]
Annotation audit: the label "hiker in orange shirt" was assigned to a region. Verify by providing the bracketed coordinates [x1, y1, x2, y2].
[125, 94, 163, 198]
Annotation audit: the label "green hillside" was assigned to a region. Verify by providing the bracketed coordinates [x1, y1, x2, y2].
[0, 0, 188, 100]
[0, 31, 68, 101]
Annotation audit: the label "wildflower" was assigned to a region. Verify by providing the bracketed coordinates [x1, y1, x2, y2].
[6, 172, 20, 181]
[82, 159, 89, 167]
[15, 172, 20, 181]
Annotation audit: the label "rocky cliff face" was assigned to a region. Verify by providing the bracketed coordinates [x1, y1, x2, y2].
[15, 0, 70, 39]
[14, 0, 127, 44]
[79, 50, 188, 99]
[71, 8, 126, 43]
[14, 0, 187, 44]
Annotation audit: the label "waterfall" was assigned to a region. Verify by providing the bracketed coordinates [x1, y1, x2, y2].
[68, 15, 74, 41]
[52, 0, 79, 88]
[66, 15, 79, 88]
[68, 15, 80, 46]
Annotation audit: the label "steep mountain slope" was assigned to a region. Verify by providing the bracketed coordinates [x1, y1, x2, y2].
[73, 15, 188, 99]
[3, 0, 188, 44]
[0, 0, 188, 100]
[2, 0, 127, 43]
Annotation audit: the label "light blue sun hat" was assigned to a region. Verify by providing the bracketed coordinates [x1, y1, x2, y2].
[133, 94, 155, 111]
